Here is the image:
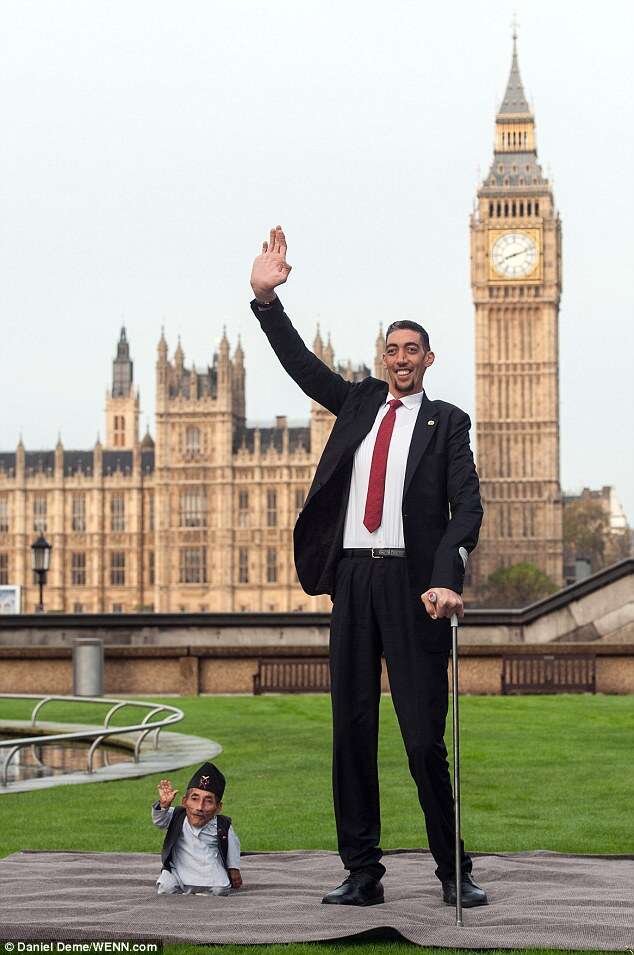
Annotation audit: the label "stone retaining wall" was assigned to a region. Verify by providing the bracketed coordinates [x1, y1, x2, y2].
[0, 644, 632, 696]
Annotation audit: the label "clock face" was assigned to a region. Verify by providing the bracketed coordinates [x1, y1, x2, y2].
[491, 232, 538, 278]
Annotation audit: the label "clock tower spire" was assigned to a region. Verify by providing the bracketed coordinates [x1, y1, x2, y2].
[500, 27, 531, 116]
[469, 34, 563, 593]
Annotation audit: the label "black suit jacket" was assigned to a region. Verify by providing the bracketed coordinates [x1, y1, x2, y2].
[253, 298, 483, 650]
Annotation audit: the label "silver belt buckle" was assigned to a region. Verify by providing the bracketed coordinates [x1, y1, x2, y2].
[371, 548, 383, 559]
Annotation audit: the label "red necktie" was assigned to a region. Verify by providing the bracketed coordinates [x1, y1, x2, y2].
[363, 398, 403, 533]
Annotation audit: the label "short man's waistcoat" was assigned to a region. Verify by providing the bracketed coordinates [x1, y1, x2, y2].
[160, 806, 232, 873]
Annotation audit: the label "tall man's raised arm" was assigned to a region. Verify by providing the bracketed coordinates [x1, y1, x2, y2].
[250, 226, 351, 416]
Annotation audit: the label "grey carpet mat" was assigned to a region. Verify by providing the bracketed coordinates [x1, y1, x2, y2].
[0, 849, 632, 949]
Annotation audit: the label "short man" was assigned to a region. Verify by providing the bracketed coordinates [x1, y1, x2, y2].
[250, 226, 487, 908]
[152, 761, 242, 895]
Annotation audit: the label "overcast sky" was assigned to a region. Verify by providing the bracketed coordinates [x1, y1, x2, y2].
[1, 0, 632, 521]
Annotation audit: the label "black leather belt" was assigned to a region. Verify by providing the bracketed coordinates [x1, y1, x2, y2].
[342, 548, 407, 559]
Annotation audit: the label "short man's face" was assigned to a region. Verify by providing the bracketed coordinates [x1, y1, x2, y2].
[383, 329, 434, 395]
[182, 787, 220, 827]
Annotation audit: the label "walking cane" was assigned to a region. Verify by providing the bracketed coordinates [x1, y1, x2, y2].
[451, 546, 469, 927]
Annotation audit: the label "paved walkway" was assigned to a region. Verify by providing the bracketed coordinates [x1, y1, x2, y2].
[0, 719, 221, 793]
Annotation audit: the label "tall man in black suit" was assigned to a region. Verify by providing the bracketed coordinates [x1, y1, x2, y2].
[250, 226, 487, 909]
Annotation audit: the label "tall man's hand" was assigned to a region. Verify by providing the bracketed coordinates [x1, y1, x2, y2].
[421, 588, 464, 621]
[250, 225, 292, 302]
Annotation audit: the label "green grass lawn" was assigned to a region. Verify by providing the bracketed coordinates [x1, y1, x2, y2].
[1, 693, 632, 955]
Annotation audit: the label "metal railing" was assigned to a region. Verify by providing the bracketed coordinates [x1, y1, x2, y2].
[0, 694, 184, 786]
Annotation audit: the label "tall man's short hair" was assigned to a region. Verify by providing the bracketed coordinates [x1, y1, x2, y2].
[385, 320, 430, 352]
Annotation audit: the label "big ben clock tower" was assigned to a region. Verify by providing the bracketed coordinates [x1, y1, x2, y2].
[470, 33, 563, 589]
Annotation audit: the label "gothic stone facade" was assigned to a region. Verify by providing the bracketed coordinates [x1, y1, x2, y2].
[469, 37, 564, 590]
[0, 327, 379, 614]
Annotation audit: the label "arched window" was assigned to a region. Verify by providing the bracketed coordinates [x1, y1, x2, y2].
[535, 201, 540, 216]
[527, 201, 532, 216]
[512, 201, 516, 216]
[504, 202, 509, 217]
[266, 489, 277, 528]
[496, 201, 501, 217]
[180, 487, 208, 528]
[519, 201, 524, 216]
[114, 415, 125, 447]
[489, 201, 494, 217]
[185, 426, 201, 454]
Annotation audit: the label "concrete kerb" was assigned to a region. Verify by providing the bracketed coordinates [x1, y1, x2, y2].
[0, 719, 221, 794]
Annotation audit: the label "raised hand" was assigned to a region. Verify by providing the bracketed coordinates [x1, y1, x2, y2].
[250, 225, 292, 301]
[157, 778, 179, 808]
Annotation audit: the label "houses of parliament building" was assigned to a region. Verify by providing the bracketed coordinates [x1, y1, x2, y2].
[0, 324, 376, 614]
[0, 37, 564, 613]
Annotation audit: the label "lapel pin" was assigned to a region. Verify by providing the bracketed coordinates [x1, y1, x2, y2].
[427, 419, 435, 426]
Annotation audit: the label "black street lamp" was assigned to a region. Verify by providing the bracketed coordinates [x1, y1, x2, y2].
[31, 535, 52, 613]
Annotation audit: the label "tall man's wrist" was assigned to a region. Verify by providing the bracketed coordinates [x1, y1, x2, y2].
[252, 287, 278, 305]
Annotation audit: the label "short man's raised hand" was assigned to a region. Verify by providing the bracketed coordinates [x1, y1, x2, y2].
[250, 225, 292, 302]
[421, 587, 464, 621]
[157, 778, 179, 808]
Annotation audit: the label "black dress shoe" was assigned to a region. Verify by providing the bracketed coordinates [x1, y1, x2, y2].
[322, 873, 384, 906]
[442, 873, 488, 907]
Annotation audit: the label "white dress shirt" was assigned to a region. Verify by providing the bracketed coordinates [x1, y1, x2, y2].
[343, 389, 424, 549]
[152, 804, 240, 888]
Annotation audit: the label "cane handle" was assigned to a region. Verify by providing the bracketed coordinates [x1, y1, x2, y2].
[452, 548, 468, 630]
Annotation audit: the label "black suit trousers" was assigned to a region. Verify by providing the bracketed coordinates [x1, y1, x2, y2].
[329, 555, 473, 883]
